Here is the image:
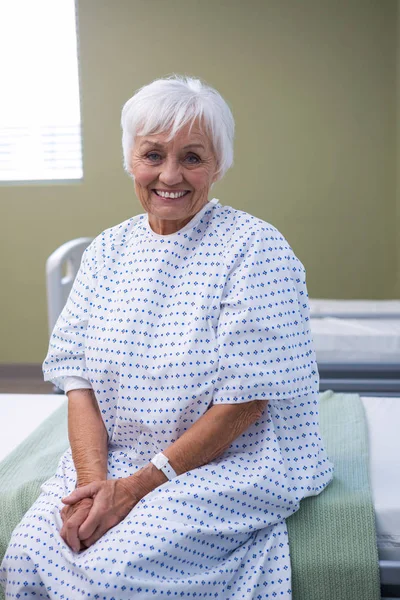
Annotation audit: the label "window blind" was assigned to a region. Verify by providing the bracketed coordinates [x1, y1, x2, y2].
[0, 0, 83, 182]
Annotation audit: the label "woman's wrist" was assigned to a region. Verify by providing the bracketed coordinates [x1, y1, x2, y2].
[76, 472, 107, 488]
[74, 453, 108, 487]
[126, 463, 168, 501]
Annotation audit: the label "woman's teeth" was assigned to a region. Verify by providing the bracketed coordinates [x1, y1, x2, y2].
[154, 190, 188, 199]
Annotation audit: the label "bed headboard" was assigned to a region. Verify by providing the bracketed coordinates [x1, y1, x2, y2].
[46, 237, 93, 336]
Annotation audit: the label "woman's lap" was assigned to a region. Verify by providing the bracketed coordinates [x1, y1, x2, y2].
[1, 473, 294, 599]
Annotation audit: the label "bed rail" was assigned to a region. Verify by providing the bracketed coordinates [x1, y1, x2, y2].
[46, 237, 93, 336]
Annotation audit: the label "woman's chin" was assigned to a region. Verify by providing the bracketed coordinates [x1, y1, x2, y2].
[148, 191, 195, 219]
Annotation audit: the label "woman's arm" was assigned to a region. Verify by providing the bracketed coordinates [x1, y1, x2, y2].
[68, 388, 108, 486]
[60, 389, 108, 551]
[63, 399, 267, 549]
[132, 399, 268, 496]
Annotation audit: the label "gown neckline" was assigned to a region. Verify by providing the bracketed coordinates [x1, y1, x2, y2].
[144, 198, 219, 239]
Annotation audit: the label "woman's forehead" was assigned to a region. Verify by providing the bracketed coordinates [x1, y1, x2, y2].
[136, 121, 212, 150]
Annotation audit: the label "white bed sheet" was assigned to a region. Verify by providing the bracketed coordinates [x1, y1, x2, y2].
[361, 396, 400, 561]
[309, 298, 400, 318]
[311, 317, 400, 363]
[0, 394, 399, 561]
[0, 394, 65, 462]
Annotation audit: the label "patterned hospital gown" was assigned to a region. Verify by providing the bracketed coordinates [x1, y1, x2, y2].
[1, 199, 333, 599]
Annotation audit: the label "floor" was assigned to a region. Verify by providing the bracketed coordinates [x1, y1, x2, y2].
[0, 364, 54, 394]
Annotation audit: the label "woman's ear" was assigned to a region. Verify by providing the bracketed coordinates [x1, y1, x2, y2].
[212, 165, 220, 184]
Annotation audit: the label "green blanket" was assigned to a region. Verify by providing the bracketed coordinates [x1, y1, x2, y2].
[0, 392, 380, 599]
[287, 391, 380, 599]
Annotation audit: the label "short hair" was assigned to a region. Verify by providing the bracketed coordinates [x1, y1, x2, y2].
[121, 75, 235, 181]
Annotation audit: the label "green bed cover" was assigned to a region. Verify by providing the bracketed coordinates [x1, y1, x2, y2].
[0, 391, 380, 599]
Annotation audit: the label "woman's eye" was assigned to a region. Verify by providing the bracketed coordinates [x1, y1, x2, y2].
[184, 154, 201, 164]
[146, 152, 162, 162]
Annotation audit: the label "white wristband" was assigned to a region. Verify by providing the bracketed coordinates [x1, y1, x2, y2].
[150, 452, 178, 480]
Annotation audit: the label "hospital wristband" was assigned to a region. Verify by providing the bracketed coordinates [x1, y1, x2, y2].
[150, 452, 178, 480]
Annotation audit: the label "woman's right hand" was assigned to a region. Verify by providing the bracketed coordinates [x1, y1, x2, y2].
[60, 497, 94, 552]
[65, 388, 109, 550]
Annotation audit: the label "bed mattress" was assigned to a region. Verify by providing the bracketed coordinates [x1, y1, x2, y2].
[361, 396, 400, 562]
[0, 393, 399, 561]
[310, 317, 400, 364]
[309, 298, 400, 319]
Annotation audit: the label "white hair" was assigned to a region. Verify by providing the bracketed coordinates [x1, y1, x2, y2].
[121, 75, 235, 180]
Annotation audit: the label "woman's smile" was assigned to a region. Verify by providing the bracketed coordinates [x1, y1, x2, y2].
[152, 189, 191, 199]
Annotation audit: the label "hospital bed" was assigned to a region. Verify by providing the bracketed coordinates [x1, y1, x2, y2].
[310, 298, 400, 319]
[309, 298, 400, 398]
[0, 392, 398, 599]
[310, 317, 400, 595]
[312, 317, 400, 396]
[46, 237, 93, 337]
[43, 238, 400, 596]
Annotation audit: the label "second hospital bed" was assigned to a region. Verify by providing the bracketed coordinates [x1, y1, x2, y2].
[309, 298, 400, 320]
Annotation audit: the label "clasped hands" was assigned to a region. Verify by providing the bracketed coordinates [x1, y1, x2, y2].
[60, 478, 140, 552]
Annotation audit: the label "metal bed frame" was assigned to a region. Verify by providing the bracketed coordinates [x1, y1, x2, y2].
[319, 362, 400, 397]
[46, 239, 400, 597]
[46, 237, 93, 337]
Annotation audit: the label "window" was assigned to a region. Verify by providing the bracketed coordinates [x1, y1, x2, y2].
[0, 0, 83, 182]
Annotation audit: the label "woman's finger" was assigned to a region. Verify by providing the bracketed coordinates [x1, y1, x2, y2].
[62, 482, 98, 504]
[80, 524, 103, 549]
[62, 512, 83, 553]
[78, 506, 102, 540]
[60, 499, 93, 552]
[77, 490, 114, 540]
[81, 517, 117, 549]
[60, 506, 66, 521]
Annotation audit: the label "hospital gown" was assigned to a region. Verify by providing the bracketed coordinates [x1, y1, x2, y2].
[1, 199, 333, 599]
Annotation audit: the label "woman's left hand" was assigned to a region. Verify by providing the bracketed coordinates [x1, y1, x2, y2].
[61, 478, 140, 549]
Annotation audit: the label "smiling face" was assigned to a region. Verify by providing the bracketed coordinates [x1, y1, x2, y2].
[130, 120, 218, 235]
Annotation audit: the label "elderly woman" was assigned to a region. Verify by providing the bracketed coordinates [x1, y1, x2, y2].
[1, 76, 332, 599]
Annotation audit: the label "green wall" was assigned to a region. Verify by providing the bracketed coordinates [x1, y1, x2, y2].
[0, 0, 397, 364]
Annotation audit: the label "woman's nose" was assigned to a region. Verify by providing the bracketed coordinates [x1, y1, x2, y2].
[159, 158, 183, 186]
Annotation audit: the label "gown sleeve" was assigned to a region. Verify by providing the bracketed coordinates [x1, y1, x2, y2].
[42, 238, 101, 392]
[213, 225, 318, 405]
[64, 376, 93, 393]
